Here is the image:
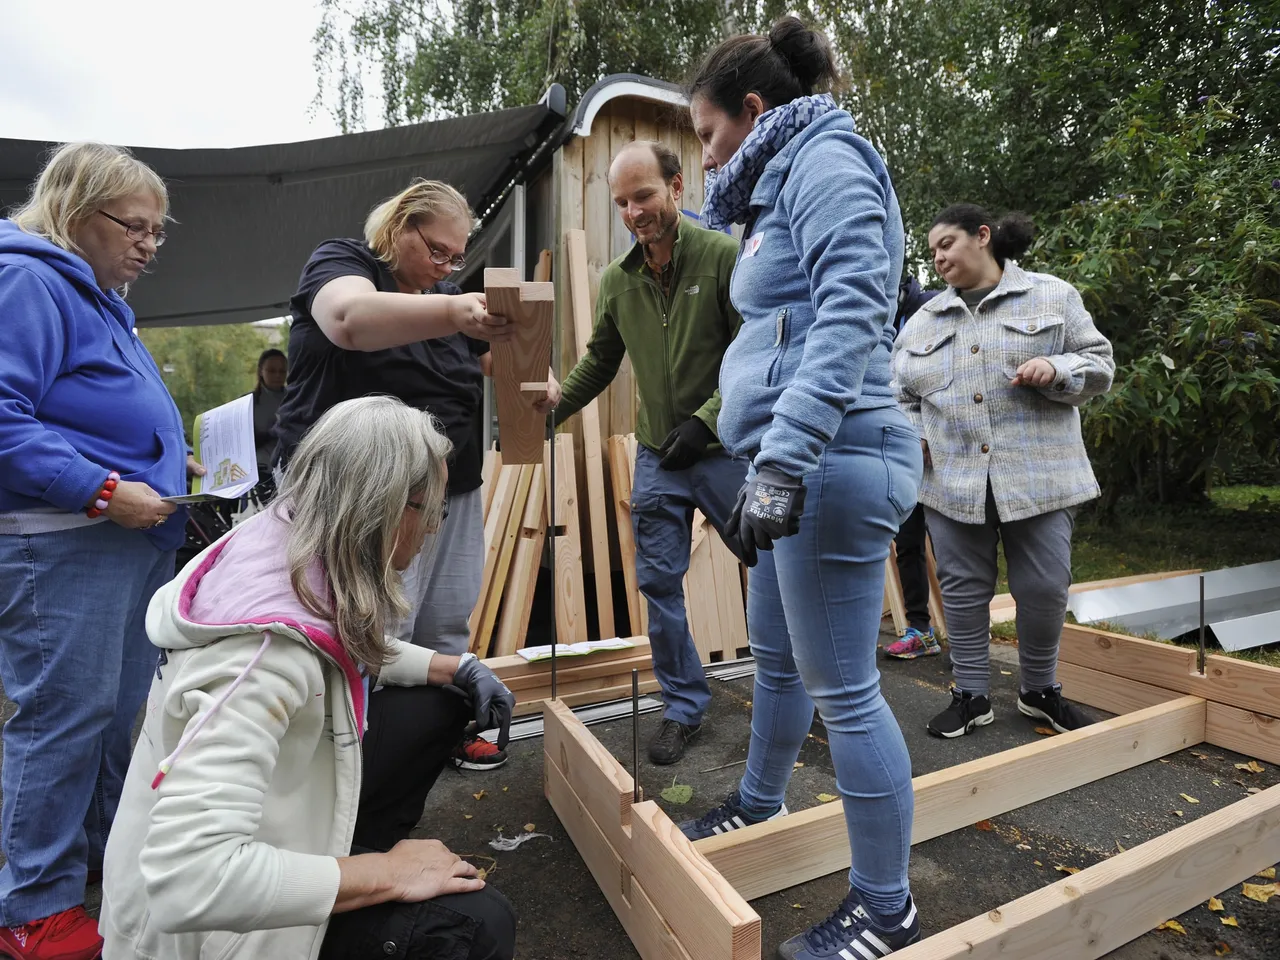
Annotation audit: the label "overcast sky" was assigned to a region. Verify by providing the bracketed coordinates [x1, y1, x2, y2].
[0, 0, 351, 148]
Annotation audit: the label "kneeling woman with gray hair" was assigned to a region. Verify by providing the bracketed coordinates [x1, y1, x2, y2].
[100, 397, 516, 960]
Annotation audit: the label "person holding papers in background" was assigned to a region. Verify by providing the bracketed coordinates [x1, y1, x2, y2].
[0, 142, 203, 960]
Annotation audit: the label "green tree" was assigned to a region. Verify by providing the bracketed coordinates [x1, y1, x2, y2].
[139, 324, 278, 439]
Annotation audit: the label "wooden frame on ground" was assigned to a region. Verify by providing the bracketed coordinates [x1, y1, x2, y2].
[542, 623, 1280, 960]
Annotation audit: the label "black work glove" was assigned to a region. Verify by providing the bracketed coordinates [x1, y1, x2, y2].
[726, 465, 807, 567]
[657, 417, 717, 471]
[444, 653, 515, 750]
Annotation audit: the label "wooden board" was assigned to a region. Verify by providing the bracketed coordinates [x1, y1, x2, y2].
[484, 268, 554, 464]
[485, 638, 651, 682]
[543, 699, 636, 852]
[516, 677, 661, 718]
[883, 545, 909, 637]
[480, 446, 501, 519]
[1057, 660, 1182, 715]
[470, 465, 520, 653]
[1205, 700, 1280, 765]
[608, 434, 647, 635]
[566, 229, 616, 641]
[472, 463, 534, 656]
[492, 463, 546, 657]
[696, 697, 1206, 900]
[893, 783, 1280, 960]
[548, 434, 589, 643]
[924, 533, 948, 639]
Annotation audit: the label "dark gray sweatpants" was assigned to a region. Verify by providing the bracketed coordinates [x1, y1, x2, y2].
[924, 485, 1075, 697]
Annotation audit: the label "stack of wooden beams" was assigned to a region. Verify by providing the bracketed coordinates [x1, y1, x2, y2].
[883, 538, 949, 639]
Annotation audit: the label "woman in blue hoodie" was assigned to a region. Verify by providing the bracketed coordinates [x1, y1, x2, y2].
[679, 17, 923, 960]
[0, 142, 194, 960]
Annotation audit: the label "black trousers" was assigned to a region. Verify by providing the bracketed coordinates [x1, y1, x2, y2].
[893, 503, 933, 632]
[319, 685, 517, 960]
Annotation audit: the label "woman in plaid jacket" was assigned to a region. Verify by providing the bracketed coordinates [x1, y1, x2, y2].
[892, 203, 1114, 740]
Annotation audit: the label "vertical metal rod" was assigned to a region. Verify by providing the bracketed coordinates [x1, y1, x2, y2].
[550, 414, 558, 700]
[1198, 574, 1206, 676]
[632, 668, 641, 804]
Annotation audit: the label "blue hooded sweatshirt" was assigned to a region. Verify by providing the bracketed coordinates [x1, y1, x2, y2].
[0, 220, 187, 551]
[717, 110, 905, 478]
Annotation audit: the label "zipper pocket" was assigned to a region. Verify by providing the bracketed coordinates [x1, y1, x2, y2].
[765, 308, 789, 387]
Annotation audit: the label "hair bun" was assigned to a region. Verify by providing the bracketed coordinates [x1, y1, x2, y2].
[767, 16, 839, 94]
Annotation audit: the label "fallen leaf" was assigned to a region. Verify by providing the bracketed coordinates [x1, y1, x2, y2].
[1220, 916, 1239, 927]
[1256, 867, 1276, 880]
[1208, 896, 1224, 912]
[1055, 865, 1081, 876]
[476, 867, 488, 881]
[1174, 810, 1184, 817]
[1235, 760, 1265, 774]
[1016, 843, 1032, 851]
[1180, 793, 1200, 804]
[1213, 779, 1222, 787]
[816, 793, 839, 803]
[1156, 920, 1186, 934]
[1033, 860, 1043, 867]
[793, 762, 805, 769]
[1034, 727, 1058, 736]
[791, 904, 803, 909]
[473, 790, 486, 801]
[523, 823, 536, 832]
[1000, 670, 1012, 676]
[975, 820, 994, 832]
[661, 781, 693, 805]
[1215, 942, 1232, 956]
[1248, 787, 1262, 794]
[464, 814, 474, 820]
[1192, 751, 1210, 759]
[1242, 882, 1280, 903]
[1158, 758, 1171, 763]
[502, 786, 509, 792]
[1115, 840, 1127, 853]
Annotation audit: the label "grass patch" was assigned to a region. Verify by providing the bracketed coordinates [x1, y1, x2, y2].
[1209, 484, 1280, 511]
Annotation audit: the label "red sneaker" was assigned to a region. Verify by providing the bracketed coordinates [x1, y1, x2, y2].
[452, 734, 508, 771]
[0, 906, 103, 960]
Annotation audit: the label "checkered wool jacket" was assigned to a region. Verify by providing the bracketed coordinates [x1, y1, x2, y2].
[891, 261, 1114, 524]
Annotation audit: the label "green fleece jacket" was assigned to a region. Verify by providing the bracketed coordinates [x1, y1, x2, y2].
[557, 217, 741, 452]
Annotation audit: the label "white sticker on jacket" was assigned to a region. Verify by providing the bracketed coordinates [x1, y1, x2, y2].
[684, 284, 700, 296]
[742, 233, 764, 258]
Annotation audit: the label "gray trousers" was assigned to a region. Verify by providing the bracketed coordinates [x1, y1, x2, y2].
[924, 485, 1075, 696]
[397, 486, 485, 655]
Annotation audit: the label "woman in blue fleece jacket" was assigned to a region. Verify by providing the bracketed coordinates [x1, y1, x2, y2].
[0, 142, 193, 960]
[678, 17, 923, 960]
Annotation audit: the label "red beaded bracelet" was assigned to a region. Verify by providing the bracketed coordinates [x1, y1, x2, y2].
[86, 471, 121, 519]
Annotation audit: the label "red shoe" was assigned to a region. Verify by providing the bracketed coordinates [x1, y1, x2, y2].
[0, 906, 103, 960]
[452, 734, 508, 771]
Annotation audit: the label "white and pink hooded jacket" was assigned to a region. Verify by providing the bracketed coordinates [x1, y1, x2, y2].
[99, 508, 438, 960]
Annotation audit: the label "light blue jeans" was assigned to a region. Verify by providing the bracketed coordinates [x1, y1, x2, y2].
[0, 523, 173, 925]
[735, 406, 921, 918]
[631, 447, 747, 725]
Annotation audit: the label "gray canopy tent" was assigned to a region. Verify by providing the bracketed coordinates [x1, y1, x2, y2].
[0, 87, 567, 327]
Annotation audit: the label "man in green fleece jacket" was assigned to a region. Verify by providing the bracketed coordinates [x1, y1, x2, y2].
[543, 140, 744, 764]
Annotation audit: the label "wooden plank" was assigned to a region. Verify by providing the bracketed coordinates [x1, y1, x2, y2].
[685, 519, 720, 664]
[608, 435, 647, 635]
[473, 463, 534, 656]
[470, 465, 519, 653]
[883, 544, 908, 636]
[516, 677, 661, 718]
[503, 652, 653, 694]
[893, 783, 1280, 960]
[680, 128, 705, 217]
[709, 530, 748, 661]
[608, 104, 638, 436]
[990, 569, 1201, 623]
[697, 697, 1207, 901]
[633, 101, 659, 143]
[544, 753, 695, 960]
[543, 699, 636, 852]
[1059, 623, 1280, 718]
[492, 463, 546, 657]
[1205, 701, 1280, 765]
[583, 106, 615, 465]
[485, 268, 554, 464]
[630, 801, 761, 960]
[566, 229, 616, 640]
[485, 638, 652, 684]
[924, 533, 948, 640]
[548, 434, 589, 643]
[1057, 660, 1182, 715]
[480, 446, 501, 520]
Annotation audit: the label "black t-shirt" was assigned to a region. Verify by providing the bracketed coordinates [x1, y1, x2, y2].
[272, 239, 488, 494]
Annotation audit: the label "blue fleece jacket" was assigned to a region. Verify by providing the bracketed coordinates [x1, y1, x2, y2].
[0, 220, 187, 550]
[717, 110, 905, 478]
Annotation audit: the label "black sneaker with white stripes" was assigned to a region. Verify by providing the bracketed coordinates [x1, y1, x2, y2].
[678, 789, 788, 841]
[1018, 683, 1093, 733]
[927, 688, 994, 738]
[778, 889, 920, 960]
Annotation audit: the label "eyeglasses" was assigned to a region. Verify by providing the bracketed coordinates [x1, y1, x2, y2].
[413, 223, 466, 271]
[99, 210, 167, 246]
[406, 497, 450, 520]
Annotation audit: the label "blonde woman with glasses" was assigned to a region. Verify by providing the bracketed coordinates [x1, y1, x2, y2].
[272, 179, 553, 773]
[101, 396, 517, 960]
[0, 141, 205, 960]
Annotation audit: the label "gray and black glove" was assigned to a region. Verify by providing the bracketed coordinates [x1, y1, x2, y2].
[657, 417, 716, 471]
[445, 653, 515, 749]
[727, 465, 807, 567]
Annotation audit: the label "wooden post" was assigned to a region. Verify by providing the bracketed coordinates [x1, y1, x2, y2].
[484, 268, 554, 465]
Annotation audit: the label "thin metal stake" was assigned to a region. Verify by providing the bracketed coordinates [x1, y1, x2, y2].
[1198, 574, 1206, 676]
[632, 668, 641, 804]
[550, 413, 558, 700]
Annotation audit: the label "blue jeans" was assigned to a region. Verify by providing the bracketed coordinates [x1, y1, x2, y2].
[736, 407, 921, 918]
[631, 447, 747, 725]
[0, 523, 173, 925]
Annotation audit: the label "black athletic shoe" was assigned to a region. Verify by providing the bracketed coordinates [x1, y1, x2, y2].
[1018, 684, 1093, 733]
[927, 688, 994, 738]
[648, 718, 701, 765]
[777, 889, 921, 960]
[679, 789, 789, 841]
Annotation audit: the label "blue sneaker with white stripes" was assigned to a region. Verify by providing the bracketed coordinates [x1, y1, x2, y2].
[678, 789, 788, 841]
[777, 889, 920, 960]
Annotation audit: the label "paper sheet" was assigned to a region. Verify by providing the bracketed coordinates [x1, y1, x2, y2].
[163, 394, 259, 503]
[515, 638, 636, 663]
